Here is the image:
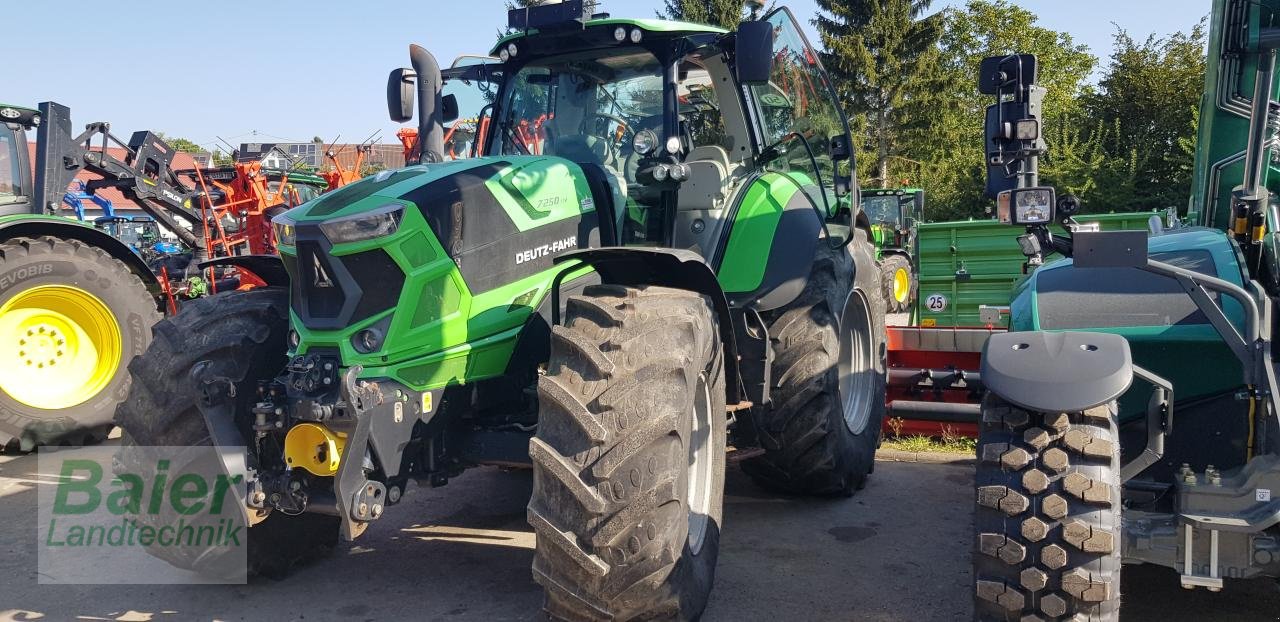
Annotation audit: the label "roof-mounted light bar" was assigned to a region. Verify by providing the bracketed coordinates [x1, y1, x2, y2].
[508, 0, 592, 32]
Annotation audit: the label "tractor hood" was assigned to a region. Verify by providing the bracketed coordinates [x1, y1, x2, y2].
[1008, 226, 1248, 418]
[283, 155, 594, 224]
[277, 154, 604, 388]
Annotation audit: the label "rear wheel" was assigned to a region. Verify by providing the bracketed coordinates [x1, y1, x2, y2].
[0, 236, 156, 451]
[880, 253, 914, 313]
[973, 394, 1121, 621]
[742, 235, 887, 496]
[530, 284, 726, 621]
[115, 287, 339, 579]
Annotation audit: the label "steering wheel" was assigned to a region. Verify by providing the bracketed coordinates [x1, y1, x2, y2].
[583, 112, 635, 147]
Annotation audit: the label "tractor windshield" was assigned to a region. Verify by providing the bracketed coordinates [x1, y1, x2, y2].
[863, 195, 902, 226]
[0, 127, 21, 205]
[496, 48, 664, 181]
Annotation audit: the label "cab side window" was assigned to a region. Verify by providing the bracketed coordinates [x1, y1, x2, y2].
[679, 65, 730, 152]
[748, 10, 848, 199]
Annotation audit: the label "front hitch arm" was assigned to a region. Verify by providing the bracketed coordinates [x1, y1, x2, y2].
[333, 366, 388, 541]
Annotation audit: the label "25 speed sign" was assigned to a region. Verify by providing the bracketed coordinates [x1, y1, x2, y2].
[925, 293, 948, 313]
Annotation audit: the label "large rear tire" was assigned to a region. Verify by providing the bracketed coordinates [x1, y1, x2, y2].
[115, 287, 339, 579]
[973, 394, 1121, 621]
[742, 234, 887, 496]
[530, 284, 727, 621]
[0, 236, 157, 451]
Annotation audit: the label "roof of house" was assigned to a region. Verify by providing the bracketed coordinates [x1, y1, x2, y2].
[28, 143, 200, 213]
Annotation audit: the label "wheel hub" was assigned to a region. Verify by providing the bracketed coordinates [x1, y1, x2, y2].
[893, 267, 910, 303]
[687, 372, 713, 556]
[838, 291, 875, 434]
[0, 285, 123, 410]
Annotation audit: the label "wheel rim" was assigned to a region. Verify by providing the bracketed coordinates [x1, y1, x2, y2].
[0, 285, 123, 410]
[893, 267, 910, 303]
[838, 291, 875, 434]
[686, 372, 713, 556]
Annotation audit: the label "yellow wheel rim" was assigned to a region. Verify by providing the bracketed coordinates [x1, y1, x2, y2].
[893, 267, 911, 303]
[0, 285, 123, 410]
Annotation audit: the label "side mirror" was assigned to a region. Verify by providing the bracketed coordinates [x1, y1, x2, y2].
[387, 68, 416, 123]
[441, 94, 459, 124]
[978, 54, 1038, 95]
[735, 20, 775, 85]
[829, 134, 851, 162]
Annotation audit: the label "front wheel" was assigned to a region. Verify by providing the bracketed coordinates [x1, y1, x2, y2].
[115, 287, 339, 579]
[529, 284, 727, 621]
[973, 394, 1121, 621]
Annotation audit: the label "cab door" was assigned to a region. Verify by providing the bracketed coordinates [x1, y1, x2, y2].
[747, 6, 852, 217]
[439, 58, 504, 160]
[714, 8, 855, 305]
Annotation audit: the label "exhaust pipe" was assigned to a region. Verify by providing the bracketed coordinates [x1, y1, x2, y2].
[409, 44, 445, 164]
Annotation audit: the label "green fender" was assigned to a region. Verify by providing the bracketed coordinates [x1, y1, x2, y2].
[715, 172, 822, 311]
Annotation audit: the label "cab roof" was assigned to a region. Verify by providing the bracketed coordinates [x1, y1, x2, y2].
[491, 18, 727, 56]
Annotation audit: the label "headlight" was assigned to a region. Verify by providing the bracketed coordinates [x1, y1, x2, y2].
[632, 129, 658, 156]
[319, 204, 405, 244]
[272, 214, 297, 246]
[1013, 118, 1040, 141]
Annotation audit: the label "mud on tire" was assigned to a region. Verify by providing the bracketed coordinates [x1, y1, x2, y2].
[742, 234, 887, 496]
[0, 236, 158, 451]
[973, 393, 1121, 621]
[529, 284, 727, 621]
[115, 287, 339, 579]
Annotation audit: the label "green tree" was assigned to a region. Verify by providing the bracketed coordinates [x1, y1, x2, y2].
[1084, 22, 1207, 213]
[663, 0, 744, 27]
[816, 0, 946, 189]
[211, 150, 233, 166]
[923, 0, 1096, 220]
[154, 132, 204, 154]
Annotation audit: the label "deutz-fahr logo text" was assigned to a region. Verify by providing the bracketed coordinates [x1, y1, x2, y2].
[515, 236, 577, 265]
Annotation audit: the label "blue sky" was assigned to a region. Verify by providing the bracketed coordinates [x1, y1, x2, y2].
[2, 0, 1208, 153]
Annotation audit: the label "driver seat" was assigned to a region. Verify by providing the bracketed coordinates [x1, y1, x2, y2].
[678, 145, 734, 211]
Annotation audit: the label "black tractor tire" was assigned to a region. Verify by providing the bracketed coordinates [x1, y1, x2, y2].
[0, 236, 157, 451]
[742, 233, 888, 496]
[880, 253, 914, 313]
[529, 284, 727, 621]
[973, 393, 1121, 621]
[115, 287, 339, 579]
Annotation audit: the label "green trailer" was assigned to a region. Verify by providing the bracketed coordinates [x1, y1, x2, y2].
[913, 210, 1168, 328]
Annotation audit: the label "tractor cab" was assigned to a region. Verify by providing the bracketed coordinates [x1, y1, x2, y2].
[0, 104, 38, 218]
[862, 187, 921, 245]
[390, 2, 857, 255]
[487, 8, 852, 251]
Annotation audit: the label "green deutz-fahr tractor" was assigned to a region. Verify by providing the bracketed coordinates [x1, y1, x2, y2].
[862, 187, 921, 313]
[970, 1, 1280, 619]
[117, 2, 888, 619]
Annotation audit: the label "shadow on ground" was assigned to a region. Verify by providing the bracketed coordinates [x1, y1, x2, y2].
[2, 448, 1279, 621]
